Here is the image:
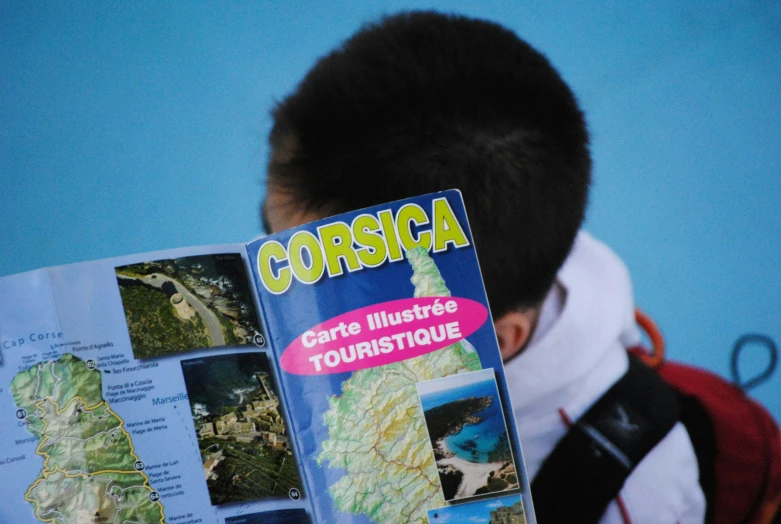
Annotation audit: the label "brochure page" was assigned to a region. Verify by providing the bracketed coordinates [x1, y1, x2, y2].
[248, 190, 536, 524]
[0, 245, 310, 524]
[1, 191, 536, 524]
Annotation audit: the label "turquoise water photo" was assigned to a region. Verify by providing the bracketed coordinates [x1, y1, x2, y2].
[427, 493, 525, 524]
[417, 369, 518, 501]
[421, 377, 509, 465]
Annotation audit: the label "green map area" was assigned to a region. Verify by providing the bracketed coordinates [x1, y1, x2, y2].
[10, 354, 165, 524]
[317, 247, 482, 523]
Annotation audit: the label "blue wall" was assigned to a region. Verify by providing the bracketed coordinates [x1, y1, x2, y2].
[2, 1, 779, 418]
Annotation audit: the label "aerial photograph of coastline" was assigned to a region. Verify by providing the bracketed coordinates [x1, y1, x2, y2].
[181, 352, 303, 505]
[115, 253, 264, 359]
[427, 494, 526, 524]
[417, 369, 519, 501]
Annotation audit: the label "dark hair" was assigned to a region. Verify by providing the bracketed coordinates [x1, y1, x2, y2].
[268, 10, 590, 317]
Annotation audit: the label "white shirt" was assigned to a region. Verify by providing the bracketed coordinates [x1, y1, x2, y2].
[504, 231, 706, 523]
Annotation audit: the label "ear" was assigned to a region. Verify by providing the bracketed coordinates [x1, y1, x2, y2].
[494, 309, 537, 362]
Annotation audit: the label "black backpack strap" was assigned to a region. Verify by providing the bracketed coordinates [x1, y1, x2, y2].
[531, 355, 681, 523]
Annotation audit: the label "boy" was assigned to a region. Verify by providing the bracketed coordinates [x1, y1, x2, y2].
[262, 11, 705, 523]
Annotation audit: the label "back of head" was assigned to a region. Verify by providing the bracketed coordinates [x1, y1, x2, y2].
[268, 10, 591, 318]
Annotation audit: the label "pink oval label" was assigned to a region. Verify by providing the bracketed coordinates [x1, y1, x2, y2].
[280, 297, 488, 375]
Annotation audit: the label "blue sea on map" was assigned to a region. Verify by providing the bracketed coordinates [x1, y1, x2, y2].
[420, 378, 507, 464]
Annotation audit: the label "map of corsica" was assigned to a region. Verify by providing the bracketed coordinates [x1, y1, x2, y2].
[10, 353, 165, 524]
[317, 247, 482, 523]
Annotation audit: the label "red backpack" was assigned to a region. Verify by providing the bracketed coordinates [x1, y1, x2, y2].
[531, 310, 781, 523]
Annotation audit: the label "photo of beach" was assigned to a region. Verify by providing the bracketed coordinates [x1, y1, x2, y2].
[116, 253, 264, 359]
[427, 494, 526, 524]
[417, 369, 519, 501]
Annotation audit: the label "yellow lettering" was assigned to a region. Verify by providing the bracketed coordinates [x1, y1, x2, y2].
[256, 195, 471, 295]
[432, 197, 470, 252]
[378, 209, 403, 262]
[352, 214, 387, 267]
[288, 231, 325, 284]
[318, 222, 361, 277]
[396, 204, 432, 251]
[257, 240, 291, 294]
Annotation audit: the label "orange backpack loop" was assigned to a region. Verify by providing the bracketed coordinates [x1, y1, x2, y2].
[635, 309, 665, 368]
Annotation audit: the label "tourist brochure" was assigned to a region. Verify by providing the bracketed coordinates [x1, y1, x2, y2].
[0, 190, 534, 524]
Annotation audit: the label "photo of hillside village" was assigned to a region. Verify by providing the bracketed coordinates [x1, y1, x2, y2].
[115, 253, 264, 359]
[181, 352, 303, 505]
